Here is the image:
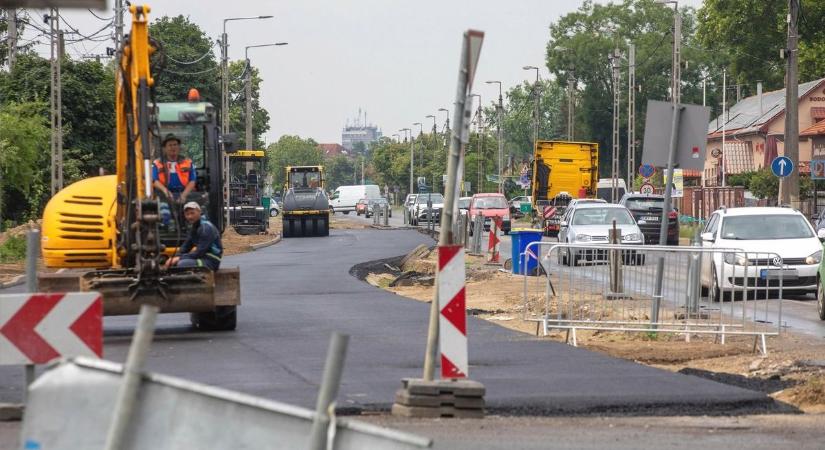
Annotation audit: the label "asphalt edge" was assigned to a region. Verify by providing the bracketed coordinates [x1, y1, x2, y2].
[249, 234, 282, 251]
[0, 275, 24, 290]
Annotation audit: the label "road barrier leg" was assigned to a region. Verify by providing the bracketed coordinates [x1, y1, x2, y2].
[307, 333, 349, 450]
[23, 229, 39, 402]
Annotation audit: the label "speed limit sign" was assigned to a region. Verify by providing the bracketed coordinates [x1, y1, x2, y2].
[640, 183, 655, 195]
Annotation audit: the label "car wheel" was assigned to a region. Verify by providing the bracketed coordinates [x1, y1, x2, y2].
[270, 208, 279, 217]
[818, 276, 825, 321]
[711, 268, 724, 303]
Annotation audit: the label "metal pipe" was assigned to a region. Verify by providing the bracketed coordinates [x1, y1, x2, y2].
[104, 304, 159, 450]
[23, 229, 40, 401]
[143, 159, 152, 198]
[307, 333, 349, 450]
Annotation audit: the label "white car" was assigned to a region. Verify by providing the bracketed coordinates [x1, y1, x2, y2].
[557, 203, 644, 266]
[411, 193, 444, 226]
[700, 207, 821, 300]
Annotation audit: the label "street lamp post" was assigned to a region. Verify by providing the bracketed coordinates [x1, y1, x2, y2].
[244, 43, 288, 149]
[523, 66, 540, 155]
[437, 108, 450, 191]
[425, 114, 436, 179]
[412, 122, 423, 196]
[655, 0, 681, 104]
[220, 15, 273, 228]
[486, 81, 504, 193]
[470, 94, 483, 194]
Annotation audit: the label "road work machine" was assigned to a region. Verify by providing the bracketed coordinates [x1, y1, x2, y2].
[281, 166, 330, 237]
[38, 5, 240, 330]
[228, 150, 268, 235]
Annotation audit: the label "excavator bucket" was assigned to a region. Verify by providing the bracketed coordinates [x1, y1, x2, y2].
[38, 268, 240, 316]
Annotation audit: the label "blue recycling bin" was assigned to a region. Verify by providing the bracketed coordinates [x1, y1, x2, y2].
[510, 228, 544, 275]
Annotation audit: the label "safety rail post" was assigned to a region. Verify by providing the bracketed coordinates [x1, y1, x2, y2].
[23, 229, 40, 401]
[383, 204, 389, 226]
[608, 220, 623, 296]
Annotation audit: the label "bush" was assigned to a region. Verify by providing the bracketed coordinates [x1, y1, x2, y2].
[0, 235, 27, 263]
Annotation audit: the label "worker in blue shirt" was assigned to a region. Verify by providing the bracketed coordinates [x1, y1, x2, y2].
[164, 202, 223, 271]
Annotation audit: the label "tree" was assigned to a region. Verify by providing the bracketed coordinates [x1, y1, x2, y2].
[0, 102, 50, 225]
[545, 0, 714, 179]
[749, 169, 779, 202]
[266, 136, 323, 189]
[325, 154, 356, 191]
[697, 0, 825, 91]
[227, 60, 270, 150]
[149, 15, 220, 104]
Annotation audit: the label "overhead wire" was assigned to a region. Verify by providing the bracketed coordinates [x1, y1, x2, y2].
[163, 40, 216, 65]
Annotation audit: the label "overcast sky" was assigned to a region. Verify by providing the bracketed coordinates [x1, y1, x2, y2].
[23, 0, 703, 145]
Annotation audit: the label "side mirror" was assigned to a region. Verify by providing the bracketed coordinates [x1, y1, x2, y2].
[817, 228, 825, 242]
[701, 232, 715, 242]
[560, 221, 568, 227]
[221, 132, 239, 153]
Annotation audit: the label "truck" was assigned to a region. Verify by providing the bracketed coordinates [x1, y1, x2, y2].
[530, 141, 599, 237]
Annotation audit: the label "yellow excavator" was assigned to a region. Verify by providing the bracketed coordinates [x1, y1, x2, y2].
[38, 5, 240, 330]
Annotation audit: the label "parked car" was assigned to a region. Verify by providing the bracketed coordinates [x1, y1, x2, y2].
[557, 203, 644, 266]
[329, 185, 381, 214]
[468, 193, 511, 235]
[458, 196, 472, 219]
[355, 198, 369, 216]
[619, 193, 679, 245]
[816, 229, 825, 320]
[268, 199, 281, 217]
[366, 197, 392, 218]
[411, 193, 444, 226]
[701, 207, 821, 301]
[509, 195, 532, 217]
[814, 209, 825, 233]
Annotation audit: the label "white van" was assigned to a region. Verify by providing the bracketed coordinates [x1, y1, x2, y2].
[329, 185, 381, 214]
[595, 178, 627, 203]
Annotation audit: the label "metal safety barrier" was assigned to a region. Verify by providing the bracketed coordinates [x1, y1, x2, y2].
[520, 242, 791, 354]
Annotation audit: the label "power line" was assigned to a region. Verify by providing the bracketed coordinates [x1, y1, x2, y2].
[164, 41, 216, 65]
[87, 9, 113, 21]
[163, 65, 219, 76]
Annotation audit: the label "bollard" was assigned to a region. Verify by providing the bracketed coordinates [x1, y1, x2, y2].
[471, 212, 483, 254]
[307, 333, 349, 450]
[608, 220, 624, 296]
[104, 304, 159, 450]
[383, 204, 389, 226]
[462, 214, 470, 249]
[685, 226, 702, 315]
[24, 229, 40, 401]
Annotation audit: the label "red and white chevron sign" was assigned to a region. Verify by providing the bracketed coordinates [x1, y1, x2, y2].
[438, 245, 467, 379]
[0, 293, 102, 365]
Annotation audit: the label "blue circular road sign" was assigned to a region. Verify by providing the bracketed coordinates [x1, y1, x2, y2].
[771, 156, 794, 178]
[639, 164, 655, 179]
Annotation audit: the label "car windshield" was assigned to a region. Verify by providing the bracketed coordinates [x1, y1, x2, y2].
[474, 197, 508, 209]
[572, 208, 635, 226]
[415, 194, 443, 204]
[720, 215, 813, 240]
[458, 198, 471, 209]
[625, 197, 663, 210]
[289, 171, 320, 189]
[370, 198, 387, 205]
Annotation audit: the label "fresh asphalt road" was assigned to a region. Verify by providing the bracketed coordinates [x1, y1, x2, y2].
[2, 224, 769, 415]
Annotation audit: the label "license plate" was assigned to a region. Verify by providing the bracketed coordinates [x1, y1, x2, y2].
[641, 216, 659, 221]
[760, 268, 798, 280]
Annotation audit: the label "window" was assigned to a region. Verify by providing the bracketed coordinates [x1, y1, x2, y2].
[571, 208, 634, 226]
[473, 196, 508, 209]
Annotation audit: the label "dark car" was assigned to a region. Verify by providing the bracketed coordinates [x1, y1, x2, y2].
[367, 198, 392, 218]
[619, 194, 679, 245]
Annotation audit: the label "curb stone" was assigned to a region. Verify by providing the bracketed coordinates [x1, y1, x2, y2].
[249, 234, 282, 251]
[0, 403, 23, 421]
[0, 275, 25, 290]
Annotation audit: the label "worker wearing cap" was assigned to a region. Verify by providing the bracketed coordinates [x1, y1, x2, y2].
[164, 202, 223, 271]
[153, 133, 197, 201]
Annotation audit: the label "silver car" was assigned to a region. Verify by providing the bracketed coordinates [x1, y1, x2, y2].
[557, 203, 644, 266]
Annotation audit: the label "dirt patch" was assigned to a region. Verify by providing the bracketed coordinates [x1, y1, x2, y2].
[330, 214, 370, 230]
[360, 245, 825, 413]
[221, 217, 281, 256]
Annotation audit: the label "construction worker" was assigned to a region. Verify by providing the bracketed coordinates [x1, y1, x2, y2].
[165, 202, 223, 270]
[153, 133, 197, 201]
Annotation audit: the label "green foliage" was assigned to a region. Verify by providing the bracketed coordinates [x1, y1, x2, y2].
[725, 171, 756, 189]
[748, 169, 779, 201]
[0, 235, 27, 263]
[266, 136, 323, 189]
[546, 0, 715, 179]
[697, 0, 825, 90]
[325, 154, 357, 191]
[0, 102, 50, 224]
[150, 15, 220, 104]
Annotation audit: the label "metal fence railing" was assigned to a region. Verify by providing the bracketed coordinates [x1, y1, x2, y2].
[520, 242, 792, 355]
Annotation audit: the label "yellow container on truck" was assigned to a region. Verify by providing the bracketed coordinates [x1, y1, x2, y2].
[531, 140, 598, 202]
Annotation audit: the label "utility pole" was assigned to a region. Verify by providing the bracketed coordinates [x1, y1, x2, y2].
[721, 68, 727, 187]
[114, 0, 124, 51]
[49, 8, 63, 196]
[360, 157, 365, 185]
[610, 48, 621, 203]
[477, 98, 484, 193]
[245, 58, 253, 149]
[486, 81, 504, 193]
[627, 43, 636, 190]
[567, 67, 575, 141]
[7, 9, 17, 71]
[781, 0, 800, 206]
[672, 8, 681, 104]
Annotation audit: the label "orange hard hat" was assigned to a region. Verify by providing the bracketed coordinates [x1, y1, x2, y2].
[188, 88, 200, 102]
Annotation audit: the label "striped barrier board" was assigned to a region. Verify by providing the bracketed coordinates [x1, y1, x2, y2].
[0, 292, 103, 365]
[438, 245, 467, 378]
